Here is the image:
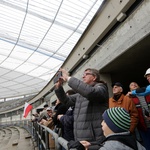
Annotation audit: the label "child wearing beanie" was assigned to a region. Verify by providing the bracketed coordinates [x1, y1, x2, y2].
[98, 107, 145, 150]
[70, 107, 145, 150]
[102, 107, 131, 134]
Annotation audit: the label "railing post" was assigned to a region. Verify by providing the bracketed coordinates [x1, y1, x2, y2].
[45, 130, 49, 150]
[37, 124, 41, 150]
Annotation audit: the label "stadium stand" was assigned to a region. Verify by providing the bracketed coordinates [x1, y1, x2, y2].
[0, 0, 150, 150]
[0, 125, 35, 150]
[0, 95, 35, 112]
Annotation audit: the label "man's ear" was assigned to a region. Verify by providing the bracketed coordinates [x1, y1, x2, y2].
[93, 76, 97, 82]
[120, 87, 123, 93]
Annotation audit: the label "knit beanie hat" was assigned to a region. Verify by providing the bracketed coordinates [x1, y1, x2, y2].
[102, 107, 131, 133]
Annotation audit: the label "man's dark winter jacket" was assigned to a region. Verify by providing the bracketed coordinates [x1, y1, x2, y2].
[55, 77, 109, 149]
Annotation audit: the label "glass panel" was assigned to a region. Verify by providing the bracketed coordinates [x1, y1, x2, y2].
[0, 0, 104, 99]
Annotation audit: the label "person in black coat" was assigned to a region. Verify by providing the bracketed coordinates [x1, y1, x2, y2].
[53, 98, 68, 136]
[57, 89, 76, 141]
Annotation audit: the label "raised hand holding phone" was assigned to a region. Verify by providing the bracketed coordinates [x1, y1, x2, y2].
[59, 68, 70, 82]
[53, 71, 62, 84]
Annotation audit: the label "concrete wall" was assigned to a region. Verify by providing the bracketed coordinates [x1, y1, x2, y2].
[51, 0, 150, 99]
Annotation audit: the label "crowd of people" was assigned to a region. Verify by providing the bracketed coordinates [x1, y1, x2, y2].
[31, 67, 150, 150]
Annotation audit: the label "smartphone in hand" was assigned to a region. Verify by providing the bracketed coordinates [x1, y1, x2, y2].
[53, 71, 62, 84]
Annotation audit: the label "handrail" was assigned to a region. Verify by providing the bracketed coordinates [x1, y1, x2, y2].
[58, 137, 69, 150]
[36, 123, 61, 150]
[0, 120, 72, 150]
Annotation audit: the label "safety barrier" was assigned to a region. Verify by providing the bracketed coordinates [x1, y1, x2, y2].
[0, 120, 71, 150]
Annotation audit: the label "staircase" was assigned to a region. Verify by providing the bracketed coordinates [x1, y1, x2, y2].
[0, 126, 37, 150]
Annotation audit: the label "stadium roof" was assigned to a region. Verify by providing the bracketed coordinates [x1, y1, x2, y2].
[0, 0, 104, 100]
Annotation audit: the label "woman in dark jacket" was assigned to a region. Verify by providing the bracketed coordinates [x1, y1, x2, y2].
[53, 99, 67, 136]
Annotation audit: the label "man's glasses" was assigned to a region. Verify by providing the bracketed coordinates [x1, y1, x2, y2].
[82, 72, 94, 77]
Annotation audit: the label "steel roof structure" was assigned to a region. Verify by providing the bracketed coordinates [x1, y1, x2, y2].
[0, 0, 104, 100]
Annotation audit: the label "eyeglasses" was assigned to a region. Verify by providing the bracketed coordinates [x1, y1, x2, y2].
[82, 72, 94, 77]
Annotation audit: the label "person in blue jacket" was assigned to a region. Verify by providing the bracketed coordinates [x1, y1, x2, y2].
[129, 68, 150, 96]
[126, 68, 150, 150]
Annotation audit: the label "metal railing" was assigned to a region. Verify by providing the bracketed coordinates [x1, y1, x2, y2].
[0, 120, 70, 150]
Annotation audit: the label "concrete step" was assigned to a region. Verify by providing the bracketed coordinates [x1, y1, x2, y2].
[0, 126, 35, 150]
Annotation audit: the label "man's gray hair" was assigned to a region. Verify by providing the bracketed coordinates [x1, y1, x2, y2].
[84, 68, 100, 82]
